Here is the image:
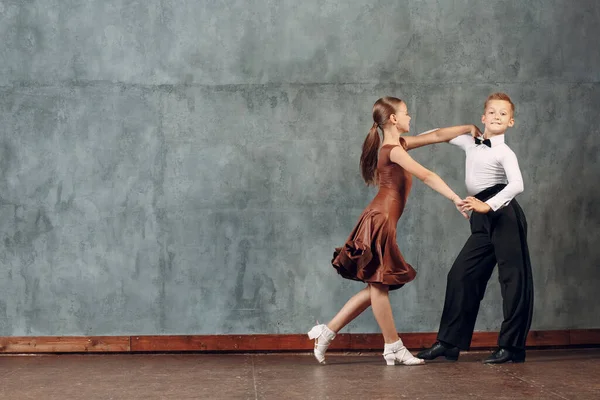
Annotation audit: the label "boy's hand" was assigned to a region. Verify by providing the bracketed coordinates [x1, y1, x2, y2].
[470, 124, 483, 138]
[461, 197, 492, 214]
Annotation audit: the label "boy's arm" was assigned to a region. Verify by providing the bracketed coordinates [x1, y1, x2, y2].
[404, 125, 481, 151]
[463, 150, 524, 213]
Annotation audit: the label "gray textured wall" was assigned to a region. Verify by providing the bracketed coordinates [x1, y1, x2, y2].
[1, 0, 599, 336]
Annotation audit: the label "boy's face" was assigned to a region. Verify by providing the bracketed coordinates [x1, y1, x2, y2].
[481, 100, 514, 135]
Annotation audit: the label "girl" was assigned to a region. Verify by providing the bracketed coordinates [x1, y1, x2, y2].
[308, 96, 479, 366]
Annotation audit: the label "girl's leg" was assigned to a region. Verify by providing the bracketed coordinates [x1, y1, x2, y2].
[369, 283, 399, 343]
[327, 285, 371, 332]
[308, 285, 371, 364]
[369, 283, 424, 366]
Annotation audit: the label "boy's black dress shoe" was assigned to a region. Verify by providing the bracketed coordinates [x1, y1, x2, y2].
[483, 348, 526, 364]
[416, 342, 460, 361]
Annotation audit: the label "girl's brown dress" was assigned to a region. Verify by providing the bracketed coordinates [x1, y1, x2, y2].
[332, 143, 416, 290]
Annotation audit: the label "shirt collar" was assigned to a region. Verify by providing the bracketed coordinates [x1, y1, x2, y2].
[488, 134, 505, 146]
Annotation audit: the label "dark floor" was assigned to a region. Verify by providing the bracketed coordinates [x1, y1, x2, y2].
[1, 348, 599, 400]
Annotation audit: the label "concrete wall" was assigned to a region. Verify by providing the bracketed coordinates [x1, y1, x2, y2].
[1, 0, 598, 335]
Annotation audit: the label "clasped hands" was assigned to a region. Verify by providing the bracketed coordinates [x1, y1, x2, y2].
[453, 197, 491, 219]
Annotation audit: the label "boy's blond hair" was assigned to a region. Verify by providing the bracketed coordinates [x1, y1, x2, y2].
[484, 92, 515, 115]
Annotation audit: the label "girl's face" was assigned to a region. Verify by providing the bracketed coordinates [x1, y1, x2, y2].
[392, 102, 411, 133]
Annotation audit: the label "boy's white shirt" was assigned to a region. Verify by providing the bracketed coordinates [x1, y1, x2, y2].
[416, 130, 524, 211]
[449, 133, 524, 211]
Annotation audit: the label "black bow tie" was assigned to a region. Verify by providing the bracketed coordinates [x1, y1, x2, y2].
[475, 137, 492, 147]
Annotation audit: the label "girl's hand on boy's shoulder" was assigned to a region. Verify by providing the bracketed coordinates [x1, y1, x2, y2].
[470, 125, 483, 138]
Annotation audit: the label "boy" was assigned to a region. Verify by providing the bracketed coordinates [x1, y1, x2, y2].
[417, 93, 534, 364]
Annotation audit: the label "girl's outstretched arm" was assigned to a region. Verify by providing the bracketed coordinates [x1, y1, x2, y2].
[403, 125, 481, 150]
[389, 145, 469, 219]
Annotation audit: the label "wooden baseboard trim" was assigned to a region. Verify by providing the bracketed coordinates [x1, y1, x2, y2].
[0, 336, 130, 353]
[1, 330, 598, 354]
